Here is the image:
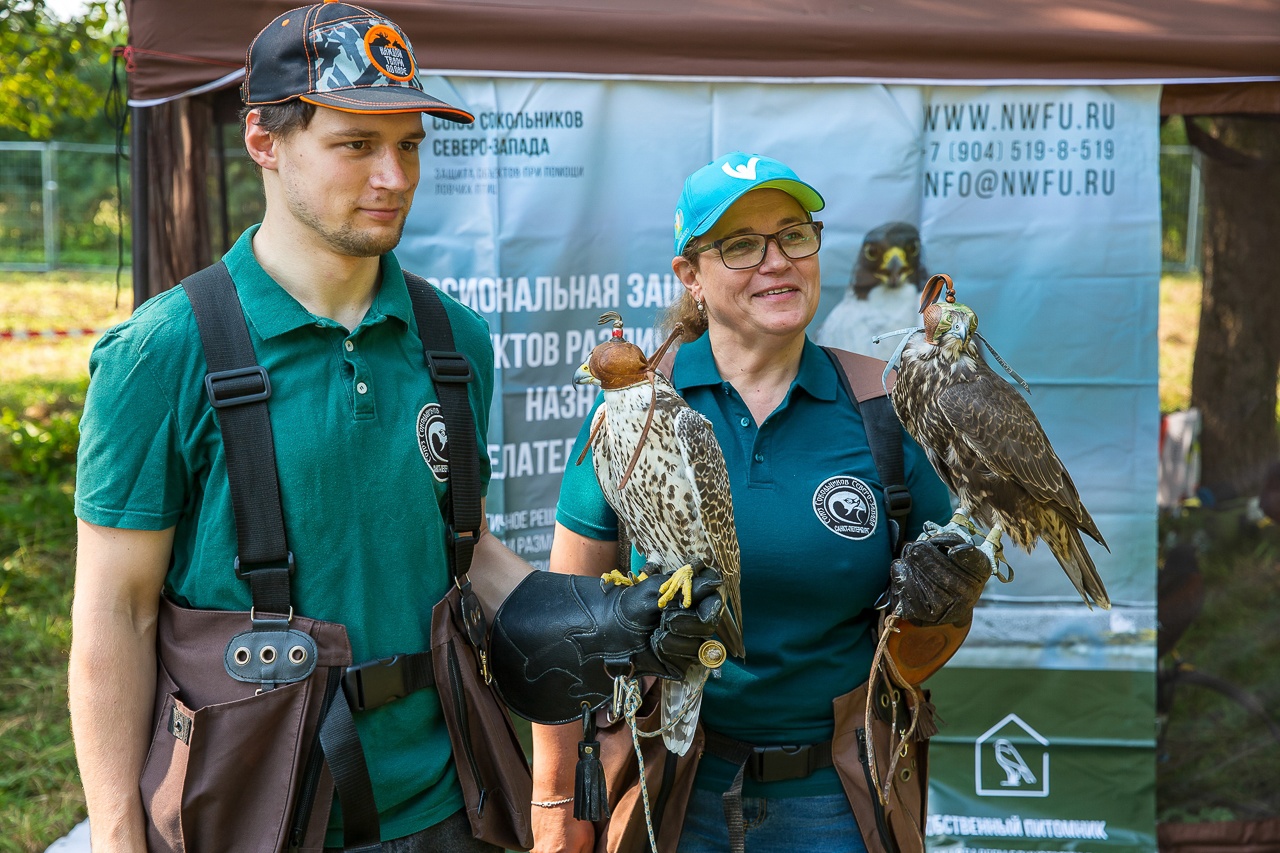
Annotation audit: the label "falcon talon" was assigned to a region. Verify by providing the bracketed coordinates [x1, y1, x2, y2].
[657, 564, 695, 609]
[600, 569, 644, 588]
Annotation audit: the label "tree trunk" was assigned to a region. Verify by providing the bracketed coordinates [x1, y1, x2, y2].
[1190, 117, 1280, 501]
[139, 96, 214, 302]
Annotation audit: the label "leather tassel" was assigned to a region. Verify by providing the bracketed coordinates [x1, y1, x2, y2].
[913, 695, 940, 741]
[574, 706, 610, 821]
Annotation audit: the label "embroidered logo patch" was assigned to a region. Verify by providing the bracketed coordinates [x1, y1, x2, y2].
[721, 156, 760, 181]
[363, 25, 415, 82]
[812, 476, 878, 540]
[416, 403, 449, 482]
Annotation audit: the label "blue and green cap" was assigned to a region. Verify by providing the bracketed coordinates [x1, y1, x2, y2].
[673, 152, 825, 255]
[242, 1, 474, 123]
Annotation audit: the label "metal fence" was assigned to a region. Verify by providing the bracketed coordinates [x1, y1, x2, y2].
[1160, 144, 1203, 274]
[0, 141, 131, 272]
[0, 140, 1204, 273]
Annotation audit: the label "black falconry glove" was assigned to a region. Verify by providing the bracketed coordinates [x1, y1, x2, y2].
[488, 562, 724, 725]
[889, 531, 991, 626]
[884, 531, 991, 685]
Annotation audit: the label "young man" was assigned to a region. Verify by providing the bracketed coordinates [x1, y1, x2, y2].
[69, 4, 720, 850]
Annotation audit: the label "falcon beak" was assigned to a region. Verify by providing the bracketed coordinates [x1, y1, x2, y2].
[574, 362, 599, 386]
[949, 318, 969, 343]
[881, 248, 906, 286]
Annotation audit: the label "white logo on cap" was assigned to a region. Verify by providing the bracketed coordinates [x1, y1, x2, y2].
[722, 157, 760, 181]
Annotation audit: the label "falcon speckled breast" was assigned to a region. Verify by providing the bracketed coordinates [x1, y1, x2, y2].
[574, 312, 744, 756]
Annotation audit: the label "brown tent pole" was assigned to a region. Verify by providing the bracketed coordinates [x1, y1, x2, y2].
[130, 105, 150, 313]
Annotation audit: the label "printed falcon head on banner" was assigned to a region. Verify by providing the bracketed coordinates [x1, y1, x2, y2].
[242, 1, 474, 121]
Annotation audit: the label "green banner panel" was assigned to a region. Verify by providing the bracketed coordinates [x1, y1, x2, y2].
[924, 667, 1156, 852]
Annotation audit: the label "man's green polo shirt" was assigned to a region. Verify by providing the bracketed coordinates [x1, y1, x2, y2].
[557, 332, 952, 798]
[75, 226, 494, 842]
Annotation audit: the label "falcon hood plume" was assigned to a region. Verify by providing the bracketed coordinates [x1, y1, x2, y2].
[574, 312, 744, 755]
[884, 275, 1111, 609]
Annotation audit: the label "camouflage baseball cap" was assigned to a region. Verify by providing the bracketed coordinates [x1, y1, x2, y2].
[242, 1, 474, 123]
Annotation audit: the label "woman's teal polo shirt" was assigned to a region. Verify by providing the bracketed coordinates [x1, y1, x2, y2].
[556, 332, 952, 798]
[75, 226, 494, 842]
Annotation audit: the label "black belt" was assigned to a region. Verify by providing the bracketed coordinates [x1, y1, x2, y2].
[702, 728, 835, 853]
[703, 729, 834, 783]
[341, 650, 435, 712]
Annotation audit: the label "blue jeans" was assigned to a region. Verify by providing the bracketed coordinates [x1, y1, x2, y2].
[677, 787, 869, 853]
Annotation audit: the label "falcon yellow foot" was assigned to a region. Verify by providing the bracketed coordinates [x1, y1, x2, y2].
[601, 569, 648, 587]
[657, 564, 695, 608]
[979, 525, 1013, 582]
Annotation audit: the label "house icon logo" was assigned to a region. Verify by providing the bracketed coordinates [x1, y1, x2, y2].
[974, 713, 1050, 798]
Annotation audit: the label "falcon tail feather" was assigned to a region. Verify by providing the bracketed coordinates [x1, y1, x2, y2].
[1044, 523, 1111, 610]
[717, 593, 745, 660]
[661, 669, 703, 756]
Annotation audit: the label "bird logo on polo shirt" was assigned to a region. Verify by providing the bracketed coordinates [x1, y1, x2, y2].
[416, 403, 449, 482]
[813, 475, 878, 540]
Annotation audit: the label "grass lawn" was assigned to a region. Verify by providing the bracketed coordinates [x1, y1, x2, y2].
[0, 273, 131, 852]
[1, 269, 1275, 849]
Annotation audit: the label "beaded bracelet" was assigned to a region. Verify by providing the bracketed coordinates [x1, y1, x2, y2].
[531, 796, 574, 808]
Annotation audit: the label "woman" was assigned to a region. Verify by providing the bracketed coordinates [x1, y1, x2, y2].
[531, 152, 980, 853]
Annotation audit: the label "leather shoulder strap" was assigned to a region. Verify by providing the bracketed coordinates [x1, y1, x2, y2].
[823, 347, 896, 401]
[822, 347, 912, 552]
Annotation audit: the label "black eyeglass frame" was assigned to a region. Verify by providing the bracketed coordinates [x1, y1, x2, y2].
[688, 220, 825, 270]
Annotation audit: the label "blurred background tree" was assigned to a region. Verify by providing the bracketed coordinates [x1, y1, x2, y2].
[0, 0, 126, 142]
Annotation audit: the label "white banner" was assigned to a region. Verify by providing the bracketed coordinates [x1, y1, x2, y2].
[397, 79, 1161, 610]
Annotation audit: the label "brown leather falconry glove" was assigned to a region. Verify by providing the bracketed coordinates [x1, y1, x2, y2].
[884, 531, 991, 685]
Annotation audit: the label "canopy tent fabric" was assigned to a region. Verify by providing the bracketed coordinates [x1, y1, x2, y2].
[120, 0, 1280, 305]
[123, 0, 1280, 114]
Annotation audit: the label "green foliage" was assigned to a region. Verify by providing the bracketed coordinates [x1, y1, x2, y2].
[0, 0, 126, 143]
[1156, 513, 1280, 823]
[1, 408, 80, 484]
[0, 378, 86, 850]
[1161, 116, 1190, 146]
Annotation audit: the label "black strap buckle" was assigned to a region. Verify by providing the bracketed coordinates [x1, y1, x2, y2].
[205, 365, 272, 408]
[343, 655, 409, 712]
[747, 744, 819, 783]
[234, 551, 295, 580]
[426, 350, 473, 384]
[448, 523, 481, 551]
[884, 484, 913, 518]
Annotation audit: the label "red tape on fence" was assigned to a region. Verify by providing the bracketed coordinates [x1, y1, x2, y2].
[1, 328, 106, 342]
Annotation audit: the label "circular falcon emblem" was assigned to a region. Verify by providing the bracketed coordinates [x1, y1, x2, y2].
[813, 476, 878, 540]
[416, 403, 449, 482]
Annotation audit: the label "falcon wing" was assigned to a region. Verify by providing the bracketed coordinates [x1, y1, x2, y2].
[935, 371, 1105, 544]
[586, 404, 623, 516]
[674, 406, 744, 659]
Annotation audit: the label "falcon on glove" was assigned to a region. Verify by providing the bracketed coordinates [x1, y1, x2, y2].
[487, 564, 724, 725]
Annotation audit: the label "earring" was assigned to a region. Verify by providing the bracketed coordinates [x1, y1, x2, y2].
[696, 300, 705, 313]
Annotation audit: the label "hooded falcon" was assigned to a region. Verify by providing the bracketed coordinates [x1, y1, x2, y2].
[574, 313, 744, 756]
[814, 222, 927, 357]
[888, 276, 1111, 609]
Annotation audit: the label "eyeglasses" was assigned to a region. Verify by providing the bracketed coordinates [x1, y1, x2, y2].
[690, 221, 824, 270]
